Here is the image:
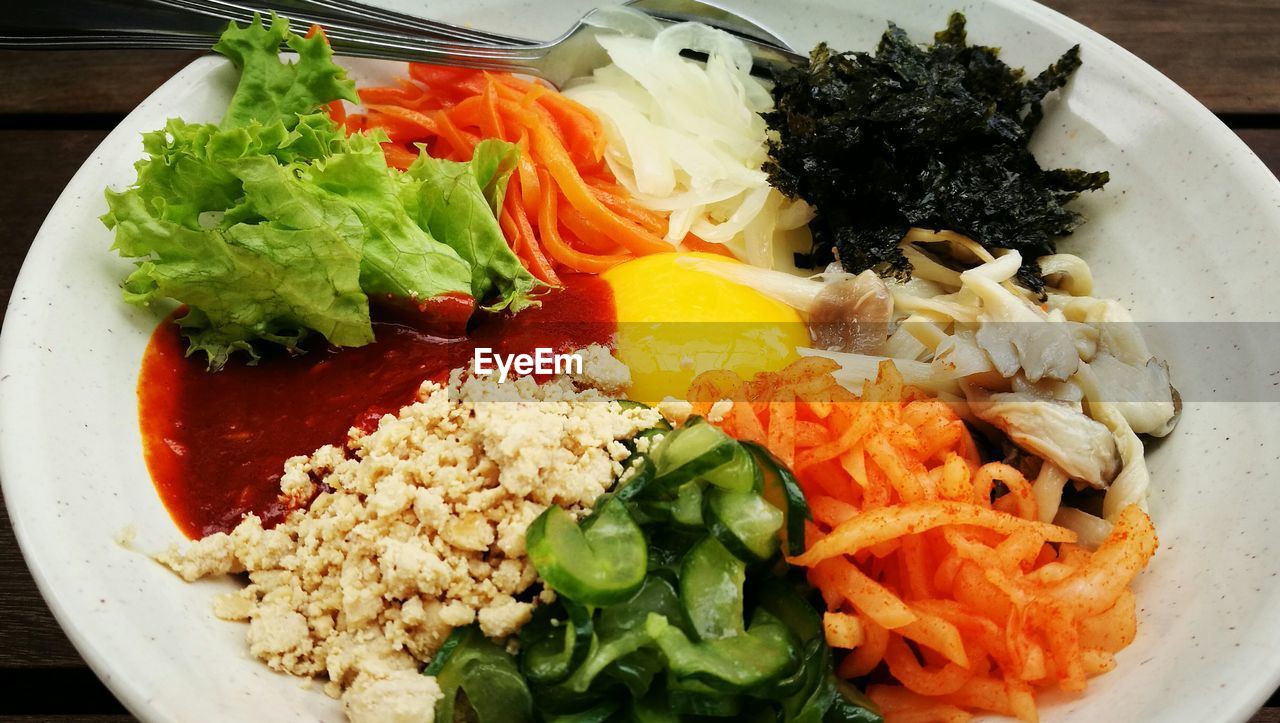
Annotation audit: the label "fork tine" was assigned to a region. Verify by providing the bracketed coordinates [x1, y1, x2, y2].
[280, 0, 534, 46]
[147, 0, 510, 49]
[0, 32, 216, 50]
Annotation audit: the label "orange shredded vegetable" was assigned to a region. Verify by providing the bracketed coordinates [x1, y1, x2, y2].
[686, 358, 1159, 723]
[341, 65, 680, 280]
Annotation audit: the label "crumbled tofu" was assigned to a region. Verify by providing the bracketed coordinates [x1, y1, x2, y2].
[707, 398, 734, 423]
[571, 343, 632, 393]
[657, 396, 694, 425]
[156, 370, 660, 721]
[343, 670, 442, 723]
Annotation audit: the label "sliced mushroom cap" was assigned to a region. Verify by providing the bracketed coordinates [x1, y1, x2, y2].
[975, 321, 1081, 383]
[1086, 354, 1180, 437]
[960, 260, 1080, 383]
[965, 386, 1121, 489]
[809, 270, 894, 355]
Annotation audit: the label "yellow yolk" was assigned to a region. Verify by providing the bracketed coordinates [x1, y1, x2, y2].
[602, 252, 809, 404]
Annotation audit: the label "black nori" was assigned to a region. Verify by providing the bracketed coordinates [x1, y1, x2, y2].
[763, 12, 1108, 294]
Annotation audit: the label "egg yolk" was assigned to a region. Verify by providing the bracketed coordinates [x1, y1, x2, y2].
[602, 252, 809, 404]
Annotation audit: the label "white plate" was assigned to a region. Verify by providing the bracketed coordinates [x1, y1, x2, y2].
[3, 1, 1279, 721]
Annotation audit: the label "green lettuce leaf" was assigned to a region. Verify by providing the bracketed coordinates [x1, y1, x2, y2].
[104, 15, 538, 369]
[213, 14, 359, 130]
[403, 139, 538, 311]
[302, 133, 474, 300]
[104, 115, 375, 369]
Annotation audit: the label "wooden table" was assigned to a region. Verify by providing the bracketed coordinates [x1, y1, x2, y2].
[0, 1, 1277, 720]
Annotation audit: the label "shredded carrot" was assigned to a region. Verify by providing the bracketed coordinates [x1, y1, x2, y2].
[343, 64, 682, 279]
[681, 233, 739, 257]
[686, 359, 1159, 722]
[535, 168, 631, 273]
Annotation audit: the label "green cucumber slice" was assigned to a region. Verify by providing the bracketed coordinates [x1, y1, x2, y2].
[745, 441, 812, 557]
[705, 486, 784, 563]
[422, 625, 464, 676]
[562, 627, 653, 693]
[652, 420, 737, 487]
[602, 648, 665, 698]
[757, 578, 824, 645]
[671, 481, 705, 527]
[597, 575, 683, 638]
[827, 679, 883, 723]
[528, 498, 647, 606]
[631, 688, 684, 722]
[646, 610, 800, 691]
[667, 687, 744, 717]
[432, 626, 533, 723]
[679, 536, 746, 640]
[540, 700, 622, 722]
[519, 599, 594, 686]
[700, 443, 761, 493]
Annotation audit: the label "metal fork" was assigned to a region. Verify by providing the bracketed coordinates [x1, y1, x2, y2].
[0, 0, 805, 87]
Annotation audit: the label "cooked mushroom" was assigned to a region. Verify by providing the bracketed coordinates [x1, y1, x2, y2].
[965, 385, 1121, 488]
[1085, 353, 1180, 437]
[975, 320, 1082, 383]
[961, 256, 1080, 382]
[809, 270, 894, 354]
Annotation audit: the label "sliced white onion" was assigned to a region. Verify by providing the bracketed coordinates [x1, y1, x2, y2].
[564, 21, 810, 266]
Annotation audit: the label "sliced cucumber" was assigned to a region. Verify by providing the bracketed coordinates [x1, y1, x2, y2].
[631, 689, 686, 722]
[745, 441, 812, 557]
[705, 486, 784, 563]
[756, 580, 823, 645]
[646, 610, 800, 692]
[747, 583, 829, 701]
[828, 679, 884, 723]
[679, 536, 746, 640]
[646, 529, 703, 581]
[520, 599, 594, 686]
[523, 683, 608, 717]
[597, 575, 683, 638]
[671, 481, 705, 527]
[537, 698, 621, 722]
[528, 498, 647, 606]
[701, 443, 761, 493]
[652, 420, 737, 488]
[603, 648, 665, 699]
[422, 625, 465, 676]
[667, 687, 744, 718]
[432, 625, 533, 723]
[562, 627, 653, 693]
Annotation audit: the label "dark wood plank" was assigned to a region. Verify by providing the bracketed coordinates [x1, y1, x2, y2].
[0, 1, 1277, 116]
[1041, 0, 1280, 114]
[0, 498, 86, 667]
[1, 668, 129, 716]
[1254, 709, 1280, 723]
[0, 130, 109, 328]
[4, 718, 135, 723]
[1238, 129, 1280, 180]
[0, 50, 201, 117]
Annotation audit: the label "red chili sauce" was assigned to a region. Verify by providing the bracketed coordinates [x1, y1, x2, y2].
[138, 275, 617, 539]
